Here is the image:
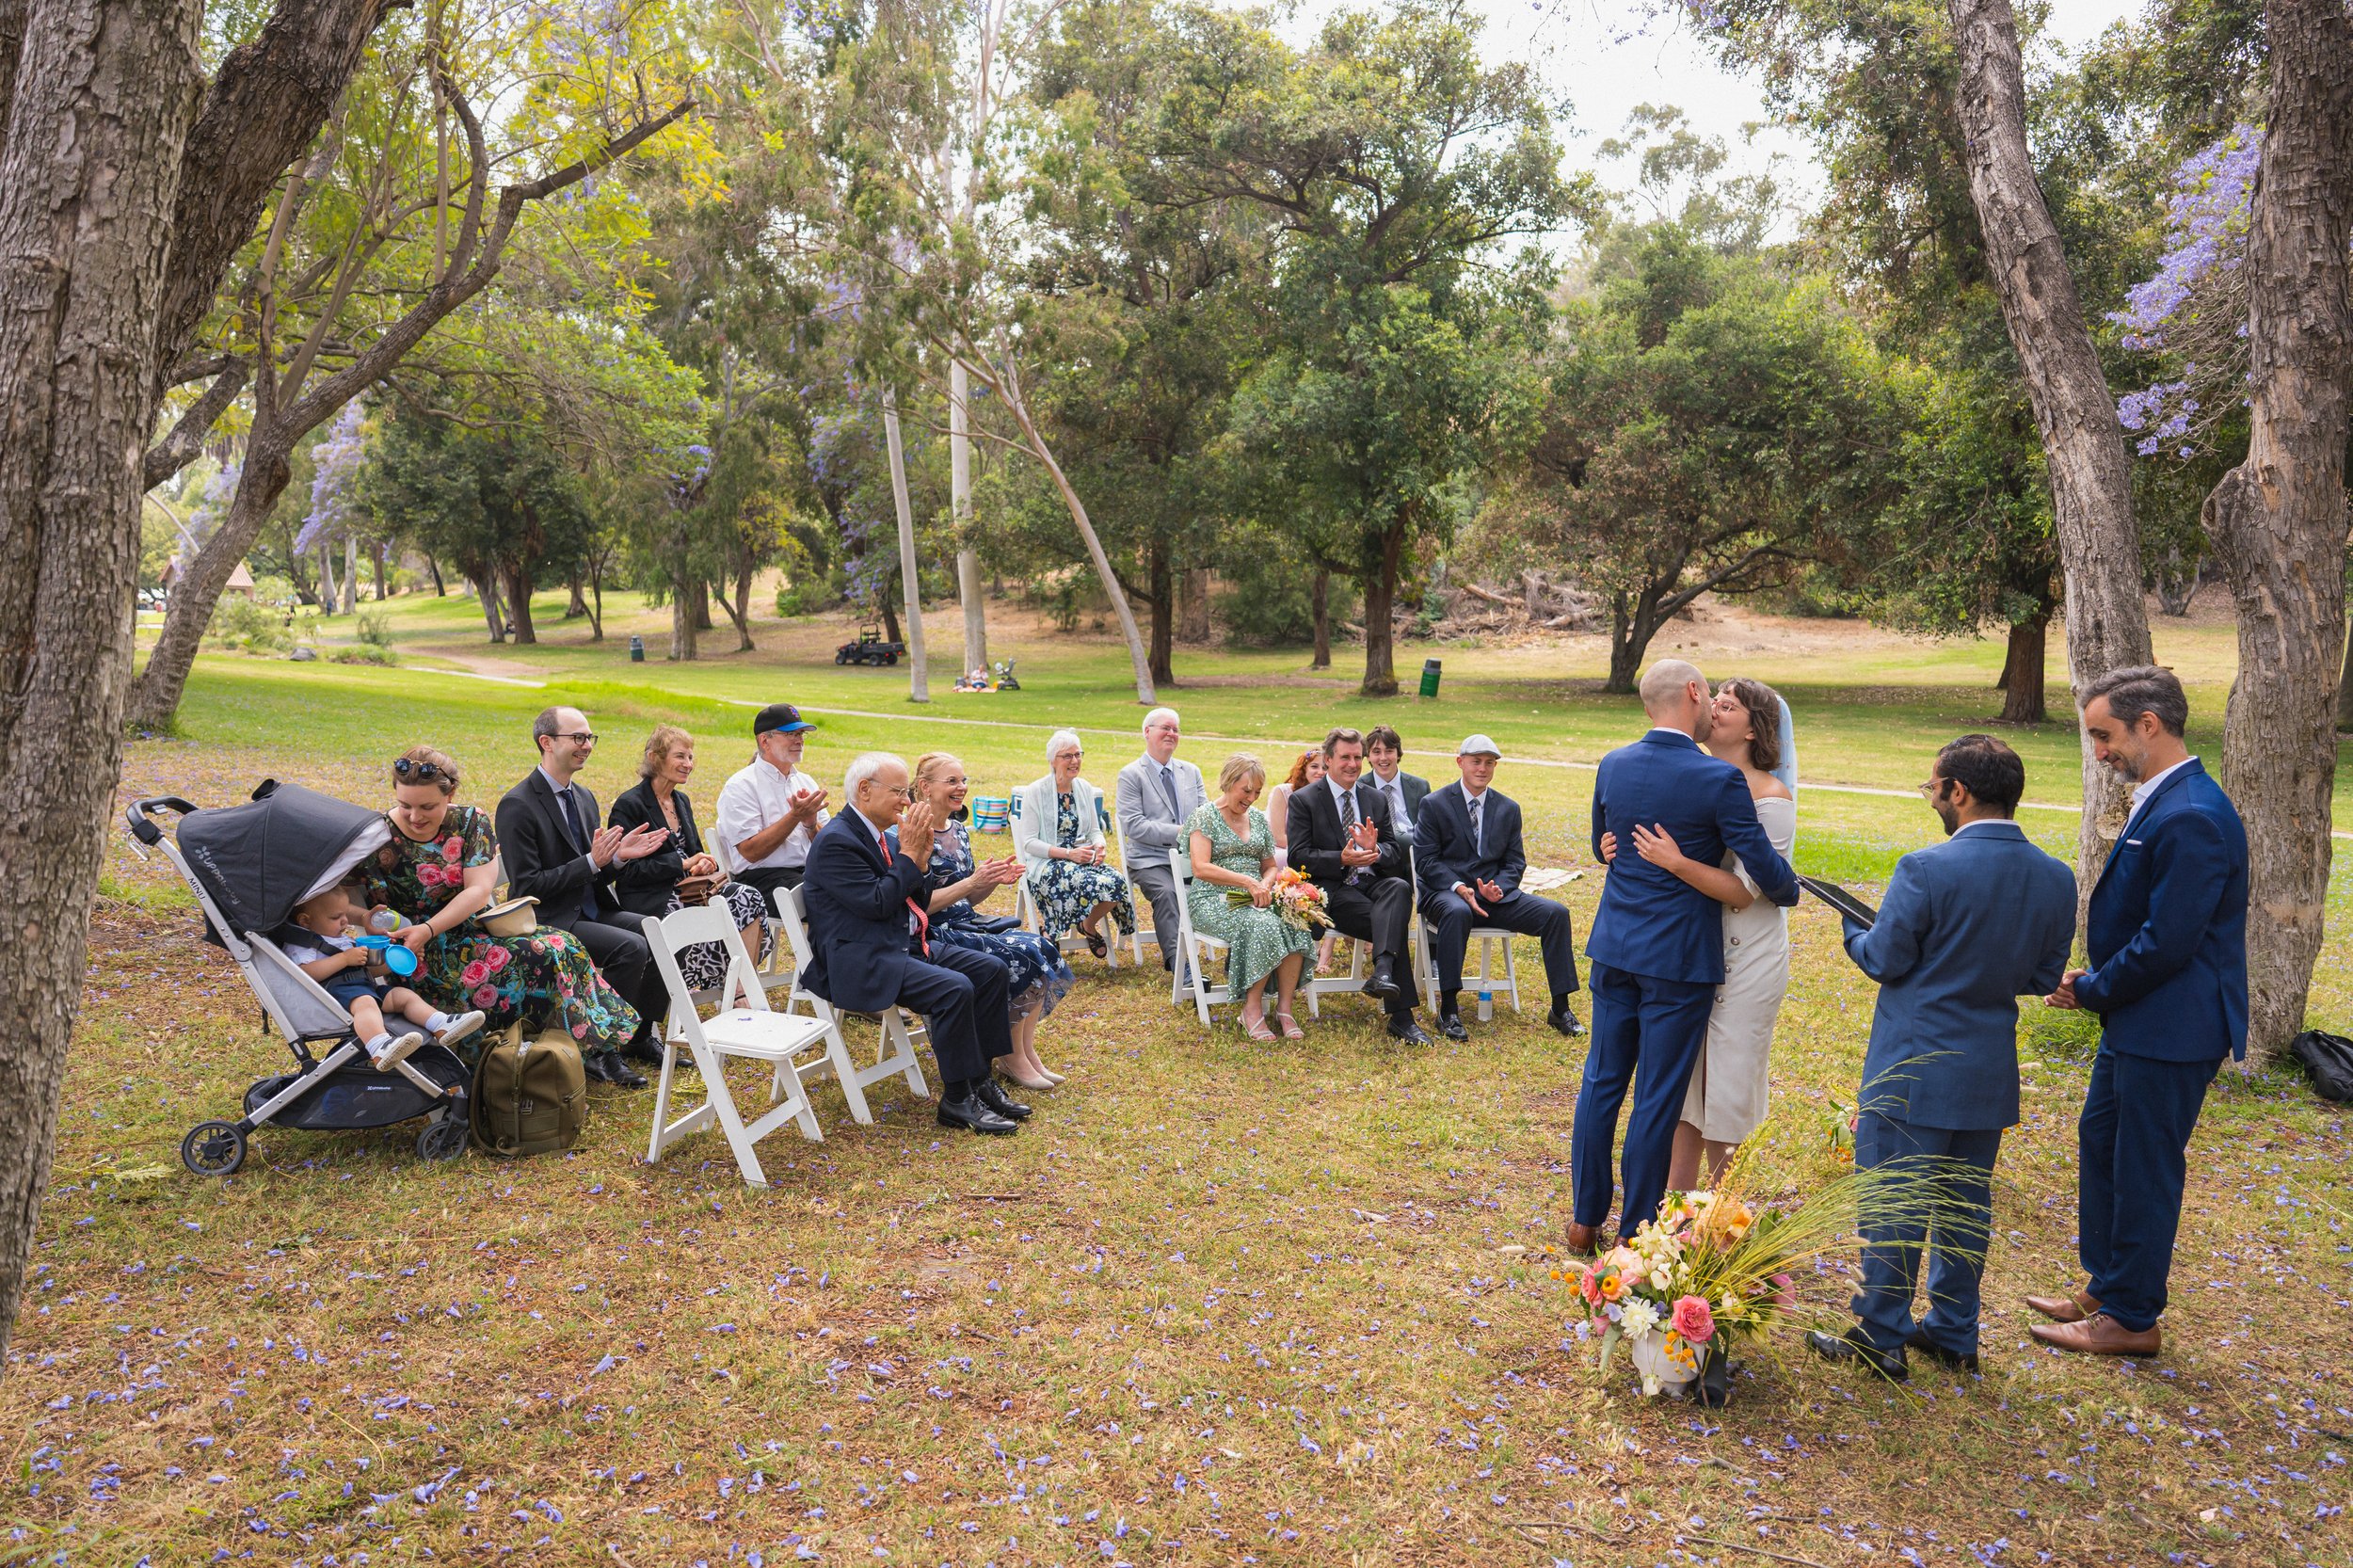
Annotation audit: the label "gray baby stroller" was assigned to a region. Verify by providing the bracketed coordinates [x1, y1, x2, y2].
[127, 782, 472, 1176]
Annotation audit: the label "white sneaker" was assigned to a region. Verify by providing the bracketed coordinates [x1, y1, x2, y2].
[436, 1010, 487, 1048]
[373, 1031, 425, 1072]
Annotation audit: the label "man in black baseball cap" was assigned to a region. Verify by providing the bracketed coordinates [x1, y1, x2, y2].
[716, 703, 830, 899]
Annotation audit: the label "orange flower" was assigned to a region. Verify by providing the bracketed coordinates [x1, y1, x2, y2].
[1597, 1270, 1627, 1302]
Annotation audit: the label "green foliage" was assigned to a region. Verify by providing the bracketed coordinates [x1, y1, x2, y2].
[205, 595, 298, 654]
[328, 643, 400, 666]
[355, 610, 395, 648]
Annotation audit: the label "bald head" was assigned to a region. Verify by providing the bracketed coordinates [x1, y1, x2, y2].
[1640, 659, 1713, 740]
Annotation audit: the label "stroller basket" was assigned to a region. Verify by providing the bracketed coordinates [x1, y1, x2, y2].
[127, 788, 472, 1176]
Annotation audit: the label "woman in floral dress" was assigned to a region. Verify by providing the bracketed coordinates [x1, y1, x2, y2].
[1013, 729, 1135, 958]
[360, 744, 639, 1058]
[889, 752, 1075, 1090]
[1185, 754, 1315, 1040]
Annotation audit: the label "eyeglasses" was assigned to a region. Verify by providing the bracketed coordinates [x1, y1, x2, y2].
[890, 786, 916, 800]
[1916, 779, 1942, 799]
[393, 758, 454, 784]
[552, 731, 597, 745]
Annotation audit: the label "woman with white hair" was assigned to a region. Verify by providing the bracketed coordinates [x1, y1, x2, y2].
[1014, 729, 1136, 959]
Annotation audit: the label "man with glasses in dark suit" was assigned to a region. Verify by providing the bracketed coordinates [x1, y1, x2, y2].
[496, 706, 672, 1087]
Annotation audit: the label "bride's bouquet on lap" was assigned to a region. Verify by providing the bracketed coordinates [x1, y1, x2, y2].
[1227, 867, 1332, 935]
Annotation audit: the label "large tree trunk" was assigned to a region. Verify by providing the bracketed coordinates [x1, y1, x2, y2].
[371, 542, 387, 602]
[689, 577, 712, 632]
[340, 533, 358, 614]
[722, 559, 756, 652]
[2207, 0, 2353, 1060]
[1947, 0, 2154, 889]
[667, 564, 697, 661]
[1311, 569, 1332, 669]
[316, 540, 339, 614]
[426, 552, 445, 595]
[881, 389, 930, 702]
[502, 559, 536, 645]
[1179, 568, 1211, 643]
[566, 570, 587, 618]
[0, 0, 204, 1368]
[950, 359, 987, 672]
[1605, 592, 1652, 696]
[1358, 521, 1406, 697]
[132, 441, 296, 726]
[475, 574, 506, 642]
[1996, 613, 2048, 725]
[1146, 542, 1176, 688]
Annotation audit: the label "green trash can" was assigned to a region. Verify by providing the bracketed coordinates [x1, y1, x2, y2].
[1418, 657, 1442, 698]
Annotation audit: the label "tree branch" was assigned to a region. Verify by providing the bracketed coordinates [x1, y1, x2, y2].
[143, 362, 251, 489]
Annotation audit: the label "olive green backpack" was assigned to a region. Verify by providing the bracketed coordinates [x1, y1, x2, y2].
[471, 1023, 588, 1157]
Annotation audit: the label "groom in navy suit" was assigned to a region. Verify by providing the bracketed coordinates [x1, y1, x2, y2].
[1567, 661, 1799, 1253]
[2033, 665, 2247, 1357]
[1803, 735, 2076, 1381]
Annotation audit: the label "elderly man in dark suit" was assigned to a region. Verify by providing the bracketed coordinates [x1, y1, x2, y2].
[2033, 665, 2248, 1358]
[1569, 661, 1799, 1254]
[496, 706, 673, 1087]
[799, 751, 1027, 1136]
[1414, 733, 1580, 1042]
[1289, 727, 1430, 1045]
[1804, 734, 2076, 1381]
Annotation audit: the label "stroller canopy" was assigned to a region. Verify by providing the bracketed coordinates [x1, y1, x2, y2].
[178, 780, 392, 941]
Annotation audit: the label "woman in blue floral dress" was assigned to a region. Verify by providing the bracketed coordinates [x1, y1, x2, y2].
[892, 753, 1075, 1089]
[360, 745, 640, 1059]
[1186, 754, 1315, 1039]
[1014, 730, 1136, 959]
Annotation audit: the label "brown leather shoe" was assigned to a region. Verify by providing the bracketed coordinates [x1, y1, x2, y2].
[2029, 1312, 2160, 1357]
[1562, 1221, 1602, 1256]
[2025, 1288, 2101, 1324]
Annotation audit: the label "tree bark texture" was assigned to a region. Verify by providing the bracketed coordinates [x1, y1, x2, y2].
[882, 390, 930, 702]
[0, 0, 202, 1368]
[340, 533, 358, 615]
[566, 572, 587, 618]
[1146, 542, 1176, 688]
[1358, 521, 1405, 697]
[1997, 614, 2048, 725]
[2206, 0, 2353, 1059]
[502, 559, 536, 644]
[950, 360, 986, 671]
[1311, 569, 1332, 669]
[1946, 0, 2153, 887]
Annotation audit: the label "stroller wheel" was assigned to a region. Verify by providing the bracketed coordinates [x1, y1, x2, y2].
[181, 1120, 247, 1177]
[416, 1115, 470, 1163]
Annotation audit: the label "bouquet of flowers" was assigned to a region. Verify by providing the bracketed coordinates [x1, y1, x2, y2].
[1226, 867, 1334, 935]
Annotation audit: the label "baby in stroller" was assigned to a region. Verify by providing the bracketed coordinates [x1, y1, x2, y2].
[277, 882, 485, 1070]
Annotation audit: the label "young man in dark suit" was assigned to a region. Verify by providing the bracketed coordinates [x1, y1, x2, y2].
[1414, 733, 1580, 1041]
[799, 752, 1027, 1136]
[1365, 726, 1431, 835]
[1805, 734, 2076, 1381]
[495, 706, 673, 1087]
[1288, 727, 1430, 1045]
[1568, 661, 1799, 1254]
[2033, 665, 2248, 1357]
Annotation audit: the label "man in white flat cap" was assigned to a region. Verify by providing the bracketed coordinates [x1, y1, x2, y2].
[1413, 734, 1581, 1041]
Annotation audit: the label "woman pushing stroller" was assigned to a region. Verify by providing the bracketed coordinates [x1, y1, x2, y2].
[276, 881, 486, 1070]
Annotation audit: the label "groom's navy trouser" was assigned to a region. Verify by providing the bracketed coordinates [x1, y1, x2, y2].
[1851, 1111, 2001, 1358]
[1571, 961, 1714, 1235]
[2078, 1048, 2220, 1333]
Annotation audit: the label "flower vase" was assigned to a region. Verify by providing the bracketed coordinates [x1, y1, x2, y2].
[1627, 1330, 1701, 1396]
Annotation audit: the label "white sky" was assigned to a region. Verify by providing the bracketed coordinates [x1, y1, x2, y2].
[1284, 0, 2147, 242]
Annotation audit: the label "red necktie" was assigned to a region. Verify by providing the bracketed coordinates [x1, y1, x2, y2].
[878, 830, 930, 955]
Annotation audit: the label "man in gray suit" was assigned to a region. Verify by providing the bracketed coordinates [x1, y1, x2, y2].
[1806, 734, 2075, 1381]
[1115, 707, 1208, 978]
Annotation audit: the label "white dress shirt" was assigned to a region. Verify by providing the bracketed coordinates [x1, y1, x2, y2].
[2129, 756, 2198, 820]
[714, 757, 830, 875]
[1369, 768, 1412, 828]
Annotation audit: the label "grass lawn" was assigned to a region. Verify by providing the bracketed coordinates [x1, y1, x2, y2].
[15, 600, 2351, 1565]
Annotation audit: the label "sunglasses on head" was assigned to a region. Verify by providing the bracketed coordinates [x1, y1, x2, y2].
[394, 757, 454, 784]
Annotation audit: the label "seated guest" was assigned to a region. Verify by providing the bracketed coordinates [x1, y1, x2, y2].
[1266, 747, 1337, 970]
[365, 745, 640, 1064]
[608, 724, 776, 992]
[1415, 734, 1581, 1042]
[1806, 734, 2075, 1380]
[1365, 725, 1431, 833]
[714, 704, 830, 900]
[801, 753, 1030, 1135]
[1289, 727, 1429, 1045]
[1015, 730, 1136, 961]
[892, 752, 1074, 1090]
[495, 707, 674, 1088]
[1114, 707, 1207, 980]
[1186, 754, 1316, 1040]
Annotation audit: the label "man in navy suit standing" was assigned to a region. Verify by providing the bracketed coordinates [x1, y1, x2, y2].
[1804, 735, 2076, 1380]
[800, 752, 1028, 1137]
[1414, 733, 1580, 1041]
[2033, 666, 2247, 1357]
[1568, 661, 1799, 1253]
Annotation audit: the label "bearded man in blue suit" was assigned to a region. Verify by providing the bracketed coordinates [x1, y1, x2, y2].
[1566, 660, 1799, 1254]
[2033, 665, 2247, 1358]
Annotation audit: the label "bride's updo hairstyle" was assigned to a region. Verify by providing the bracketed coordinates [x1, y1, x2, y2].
[1720, 679, 1784, 774]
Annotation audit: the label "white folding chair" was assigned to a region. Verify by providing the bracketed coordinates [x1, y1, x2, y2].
[1167, 847, 1233, 1025]
[1114, 826, 1163, 969]
[643, 904, 866, 1188]
[1410, 844, 1524, 1021]
[771, 886, 932, 1104]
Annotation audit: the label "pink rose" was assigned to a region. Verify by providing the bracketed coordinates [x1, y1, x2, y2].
[571, 1022, 589, 1039]
[472, 985, 499, 1009]
[485, 946, 511, 974]
[419, 863, 446, 888]
[459, 959, 489, 988]
[441, 837, 463, 862]
[1670, 1294, 1716, 1344]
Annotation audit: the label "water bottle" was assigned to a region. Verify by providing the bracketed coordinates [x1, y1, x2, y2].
[368, 906, 405, 935]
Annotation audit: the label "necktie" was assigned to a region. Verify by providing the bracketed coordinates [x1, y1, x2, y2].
[1469, 793, 1483, 858]
[1160, 764, 1181, 817]
[877, 828, 929, 955]
[555, 786, 598, 920]
[1340, 789, 1367, 884]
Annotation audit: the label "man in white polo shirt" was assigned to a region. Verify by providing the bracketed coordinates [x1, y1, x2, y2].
[715, 704, 831, 901]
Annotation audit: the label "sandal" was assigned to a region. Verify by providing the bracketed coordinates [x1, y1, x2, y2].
[1274, 1012, 1304, 1040]
[1081, 924, 1108, 960]
[1241, 1005, 1276, 1041]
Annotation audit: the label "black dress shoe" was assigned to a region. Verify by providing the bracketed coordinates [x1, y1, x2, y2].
[600, 1052, 648, 1090]
[580, 1050, 616, 1084]
[1366, 957, 1400, 999]
[1803, 1328, 1908, 1382]
[1547, 1006, 1585, 1037]
[622, 1036, 666, 1067]
[1435, 1012, 1469, 1041]
[1906, 1329, 1980, 1372]
[1385, 1014, 1433, 1046]
[974, 1079, 1032, 1121]
[936, 1091, 1017, 1135]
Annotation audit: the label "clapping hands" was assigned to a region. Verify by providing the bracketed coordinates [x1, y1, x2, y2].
[982, 854, 1024, 888]
[1340, 818, 1380, 867]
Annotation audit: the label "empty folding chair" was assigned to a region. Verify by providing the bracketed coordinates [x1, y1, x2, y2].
[1167, 847, 1234, 1025]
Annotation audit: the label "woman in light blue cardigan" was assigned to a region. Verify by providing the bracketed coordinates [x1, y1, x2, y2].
[1014, 729, 1137, 959]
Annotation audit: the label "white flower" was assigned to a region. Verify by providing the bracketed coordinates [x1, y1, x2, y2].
[1619, 1300, 1660, 1339]
[1641, 1372, 1662, 1397]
